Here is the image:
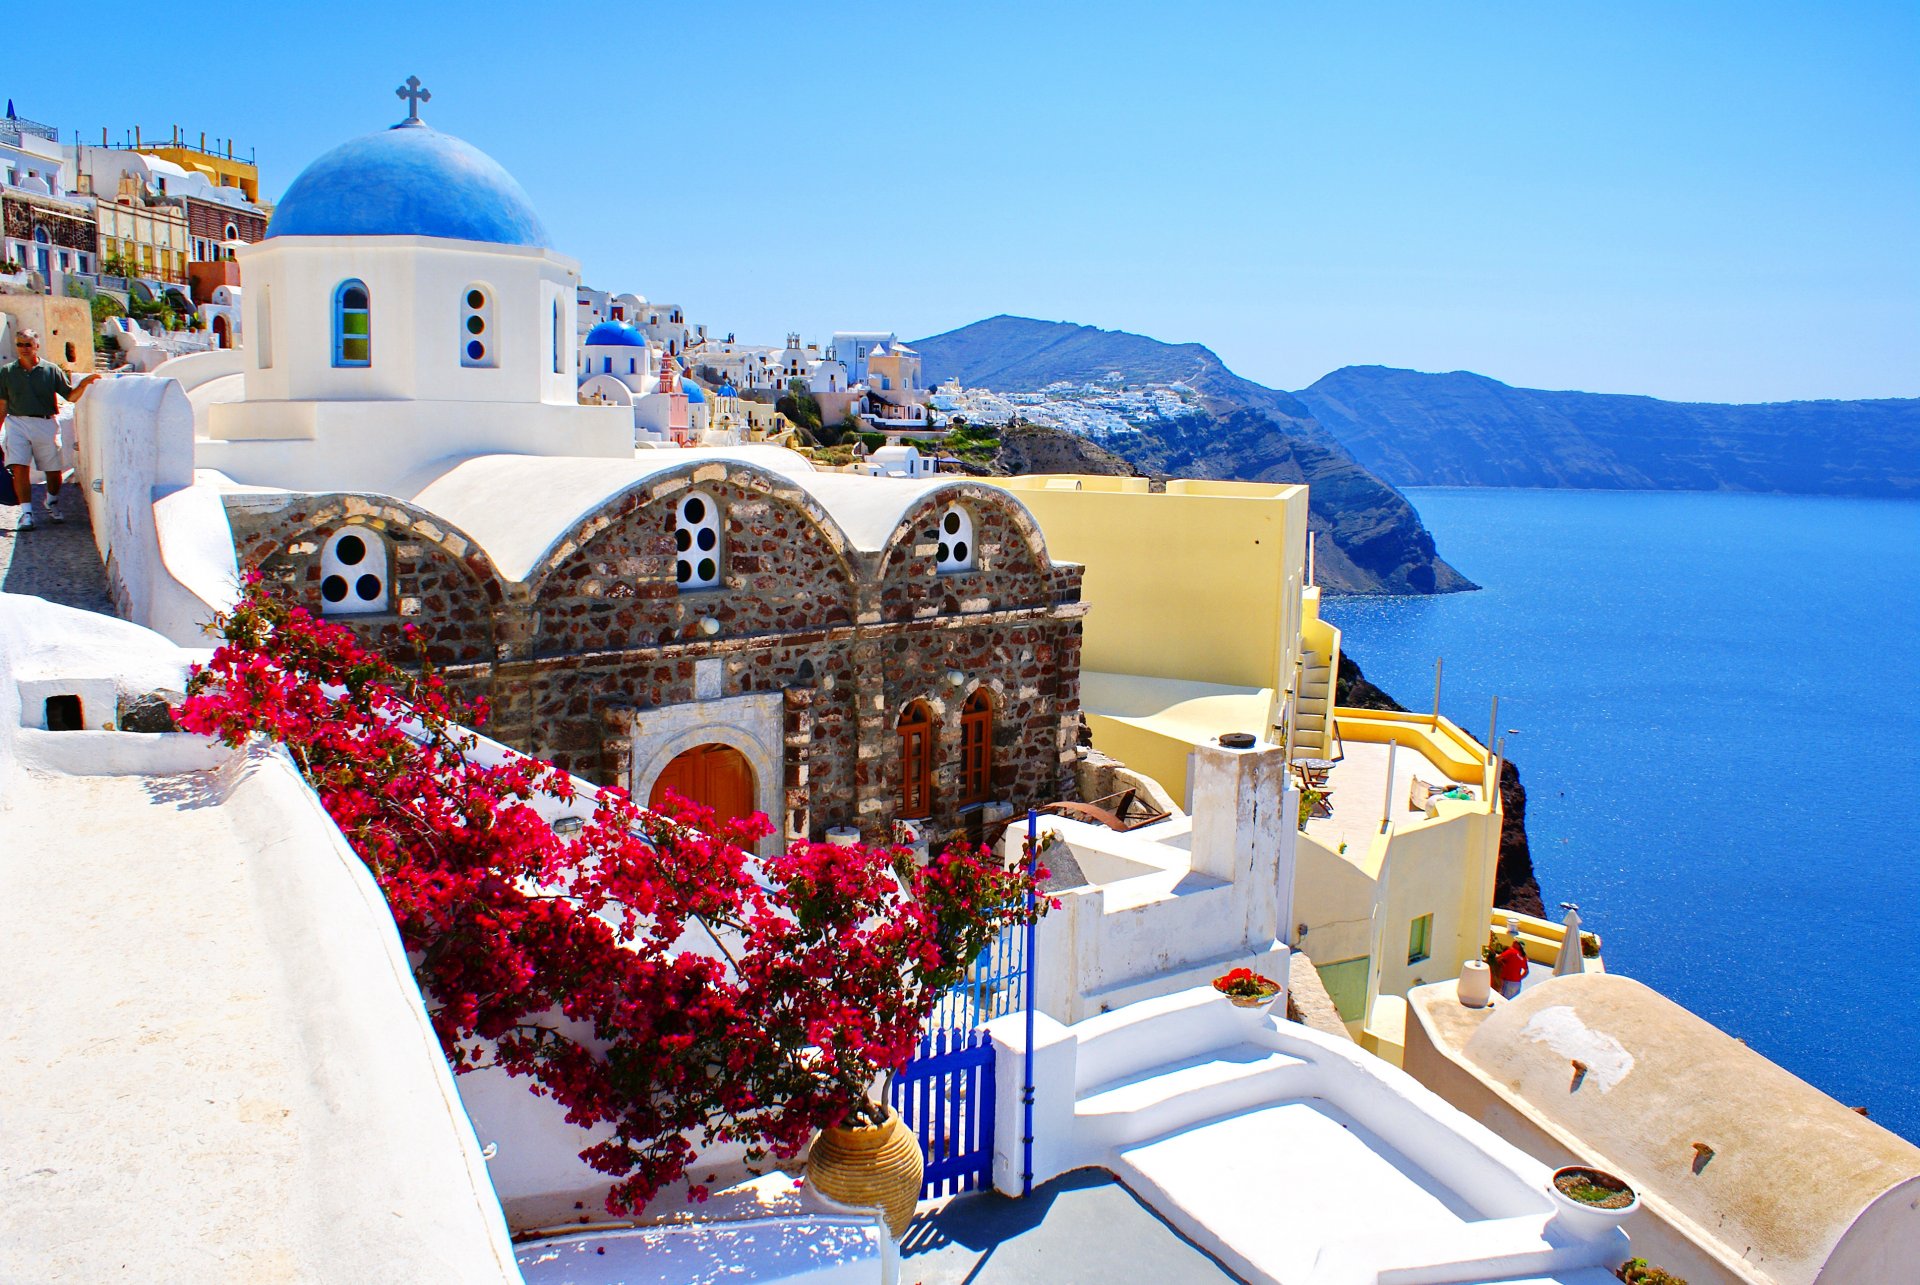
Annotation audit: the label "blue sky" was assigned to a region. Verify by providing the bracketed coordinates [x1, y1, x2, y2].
[13, 1, 1917, 402]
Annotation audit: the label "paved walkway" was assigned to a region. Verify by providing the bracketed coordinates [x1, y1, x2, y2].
[0, 482, 113, 615]
[899, 1168, 1242, 1284]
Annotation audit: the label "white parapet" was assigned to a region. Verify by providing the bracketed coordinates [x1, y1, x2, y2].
[984, 986, 1631, 1285]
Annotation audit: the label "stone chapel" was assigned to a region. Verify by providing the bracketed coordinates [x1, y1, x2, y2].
[180, 90, 1085, 848]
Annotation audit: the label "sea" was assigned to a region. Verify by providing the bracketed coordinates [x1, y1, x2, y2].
[1322, 488, 1920, 1145]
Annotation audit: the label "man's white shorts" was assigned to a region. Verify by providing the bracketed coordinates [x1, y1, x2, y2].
[2, 415, 68, 473]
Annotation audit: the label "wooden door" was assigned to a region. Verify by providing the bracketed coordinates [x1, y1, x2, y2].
[898, 703, 934, 820]
[649, 742, 756, 826]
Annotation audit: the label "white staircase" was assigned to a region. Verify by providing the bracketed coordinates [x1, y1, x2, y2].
[1293, 647, 1333, 757]
[1075, 1041, 1309, 1152]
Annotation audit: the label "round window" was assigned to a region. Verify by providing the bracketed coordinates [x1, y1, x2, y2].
[675, 492, 722, 590]
[319, 528, 389, 616]
[935, 504, 975, 574]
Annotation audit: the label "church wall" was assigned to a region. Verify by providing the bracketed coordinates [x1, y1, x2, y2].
[229, 478, 1086, 850]
[224, 493, 503, 684]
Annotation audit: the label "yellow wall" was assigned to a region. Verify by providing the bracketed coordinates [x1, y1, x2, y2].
[1293, 830, 1378, 966]
[1335, 708, 1488, 784]
[994, 476, 1308, 692]
[138, 145, 260, 202]
[1363, 802, 1502, 1030]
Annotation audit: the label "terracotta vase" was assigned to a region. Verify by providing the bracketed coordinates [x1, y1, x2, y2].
[805, 1104, 924, 1238]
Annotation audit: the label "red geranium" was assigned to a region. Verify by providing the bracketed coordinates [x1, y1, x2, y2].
[1212, 967, 1280, 999]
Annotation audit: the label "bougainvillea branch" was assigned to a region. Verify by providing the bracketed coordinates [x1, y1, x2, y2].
[180, 580, 1048, 1211]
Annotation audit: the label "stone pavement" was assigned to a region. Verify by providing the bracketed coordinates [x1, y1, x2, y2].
[899, 1168, 1242, 1284]
[0, 481, 114, 615]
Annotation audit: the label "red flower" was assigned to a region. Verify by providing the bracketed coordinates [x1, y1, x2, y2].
[179, 582, 1049, 1214]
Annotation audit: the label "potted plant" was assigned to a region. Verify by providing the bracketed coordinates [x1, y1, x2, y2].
[1213, 966, 1282, 1011]
[1548, 1164, 1639, 1236]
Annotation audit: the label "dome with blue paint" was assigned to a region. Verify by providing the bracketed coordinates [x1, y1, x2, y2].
[267, 121, 550, 247]
[718, 382, 737, 398]
[584, 320, 646, 347]
[681, 379, 706, 403]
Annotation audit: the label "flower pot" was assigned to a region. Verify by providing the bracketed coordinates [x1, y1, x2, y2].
[1225, 990, 1279, 1010]
[805, 1104, 924, 1238]
[1546, 1164, 1639, 1238]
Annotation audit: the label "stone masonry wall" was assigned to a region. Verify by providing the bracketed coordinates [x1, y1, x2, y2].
[225, 463, 1086, 850]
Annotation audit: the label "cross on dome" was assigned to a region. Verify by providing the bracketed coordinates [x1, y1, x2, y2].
[395, 76, 431, 125]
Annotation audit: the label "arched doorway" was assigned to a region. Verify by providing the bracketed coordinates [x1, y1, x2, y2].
[212, 314, 230, 348]
[649, 742, 756, 827]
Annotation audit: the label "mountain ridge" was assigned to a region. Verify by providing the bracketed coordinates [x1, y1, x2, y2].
[912, 317, 1471, 597]
[1294, 365, 1920, 496]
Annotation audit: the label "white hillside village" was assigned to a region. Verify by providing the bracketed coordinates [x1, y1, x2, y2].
[936, 374, 1212, 441]
[0, 80, 1914, 1285]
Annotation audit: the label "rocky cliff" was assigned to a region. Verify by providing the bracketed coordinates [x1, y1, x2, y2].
[1297, 365, 1920, 496]
[913, 317, 1474, 596]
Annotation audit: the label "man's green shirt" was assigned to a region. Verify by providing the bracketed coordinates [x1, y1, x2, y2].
[0, 361, 75, 418]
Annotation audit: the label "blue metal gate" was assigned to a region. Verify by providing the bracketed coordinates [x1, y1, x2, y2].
[891, 913, 1029, 1197]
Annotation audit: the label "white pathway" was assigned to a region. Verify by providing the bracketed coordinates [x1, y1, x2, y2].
[0, 744, 519, 1282]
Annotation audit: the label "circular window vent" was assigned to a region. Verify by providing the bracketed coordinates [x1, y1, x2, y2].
[675, 492, 722, 589]
[319, 527, 389, 615]
[935, 504, 974, 573]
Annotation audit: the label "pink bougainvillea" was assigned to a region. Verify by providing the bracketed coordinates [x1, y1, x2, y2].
[181, 580, 1048, 1212]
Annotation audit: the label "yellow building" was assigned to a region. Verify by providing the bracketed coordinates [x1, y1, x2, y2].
[992, 475, 1311, 804]
[93, 179, 190, 283]
[134, 137, 261, 203]
[990, 472, 1504, 1063]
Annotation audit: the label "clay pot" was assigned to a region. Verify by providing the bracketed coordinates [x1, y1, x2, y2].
[805, 1104, 924, 1238]
[1547, 1164, 1640, 1238]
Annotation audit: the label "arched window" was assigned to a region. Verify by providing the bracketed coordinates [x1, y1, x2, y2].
[935, 504, 975, 573]
[959, 689, 993, 807]
[333, 279, 370, 367]
[318, 527, 389, 615]
[675, 491, 722, 590]
[898, 701, 934, 820]
[460, 285, 494, 367]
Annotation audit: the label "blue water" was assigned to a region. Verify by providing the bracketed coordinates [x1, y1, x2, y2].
[1324, 489, 1920, 1143]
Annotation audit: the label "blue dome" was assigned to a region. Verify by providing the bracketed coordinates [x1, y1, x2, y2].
[681, 378, 706, 403]
[717, 382, 737, 397]
[266, 122, 549, 247]
[585, 320, 646, 347]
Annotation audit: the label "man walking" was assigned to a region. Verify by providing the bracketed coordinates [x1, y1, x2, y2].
[0, 328, 99, 529]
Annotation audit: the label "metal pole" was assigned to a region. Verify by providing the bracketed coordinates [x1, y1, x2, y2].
[1381, 738, 1397, 834]
[1432, 657, 1443, 724]
[1487, 695, 1500, 758]
[1021, 808, 1038, 1197]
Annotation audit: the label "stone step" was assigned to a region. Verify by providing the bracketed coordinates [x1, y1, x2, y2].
[1074, 1042, 1309, 1153]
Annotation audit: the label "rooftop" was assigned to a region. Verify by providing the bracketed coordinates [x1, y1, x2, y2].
[1301, 735, 1478, 865]
[266, 121, 549, 247]
[1411, 971, 1920, 1285]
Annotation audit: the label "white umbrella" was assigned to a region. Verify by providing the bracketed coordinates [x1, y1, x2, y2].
[1552, 903, 1585, 977]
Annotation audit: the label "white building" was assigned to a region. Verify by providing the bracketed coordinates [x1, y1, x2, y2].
[192, 102, 631, 493]
[830, 330, 895, 386]
[0, 109, 73, 194]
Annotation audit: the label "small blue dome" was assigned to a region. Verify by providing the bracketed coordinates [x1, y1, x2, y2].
[585, 321, 646, 347]
[267, 122, 549, 247]
[682, 378, 706, 403]
[717, 382, 737, 397]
